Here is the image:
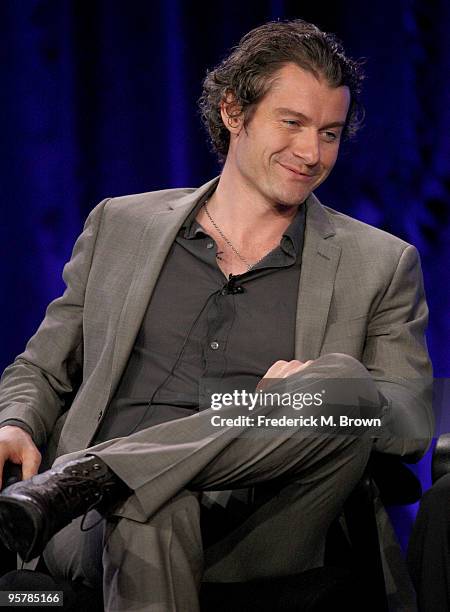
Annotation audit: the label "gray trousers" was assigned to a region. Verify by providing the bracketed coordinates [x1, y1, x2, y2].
[43, 354, 381, 611]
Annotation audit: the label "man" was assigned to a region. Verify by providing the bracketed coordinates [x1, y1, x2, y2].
[0, 19, 433, 611]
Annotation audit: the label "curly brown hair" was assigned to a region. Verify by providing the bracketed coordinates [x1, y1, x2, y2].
[199, 19, 365, 163]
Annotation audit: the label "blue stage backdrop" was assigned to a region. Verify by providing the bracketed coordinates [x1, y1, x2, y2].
[1, 0, 449, 550]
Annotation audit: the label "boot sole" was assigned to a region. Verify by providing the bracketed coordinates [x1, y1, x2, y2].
[0, 496, 45, 562]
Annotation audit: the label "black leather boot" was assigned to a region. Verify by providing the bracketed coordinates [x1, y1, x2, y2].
[0, 455, 131, 562]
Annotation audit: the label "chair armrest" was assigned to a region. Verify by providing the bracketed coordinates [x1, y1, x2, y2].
[368, 454, 422, 505]
[432, 433, 450, 484]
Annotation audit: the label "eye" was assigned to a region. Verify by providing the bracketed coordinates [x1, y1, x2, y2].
[321, 131, 339, 143]
[282, 120, 300, 127]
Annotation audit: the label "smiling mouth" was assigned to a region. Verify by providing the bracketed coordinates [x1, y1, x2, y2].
[279, 163, 318, 180]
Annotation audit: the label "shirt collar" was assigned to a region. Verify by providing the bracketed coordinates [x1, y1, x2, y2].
[280, 203, 305, 257]
[180, 195, 306, 257]
[180, 196, 209, 239]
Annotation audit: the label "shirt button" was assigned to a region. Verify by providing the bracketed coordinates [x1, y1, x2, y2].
[206, 241, 214, 249]
[210, 341, 219, 350]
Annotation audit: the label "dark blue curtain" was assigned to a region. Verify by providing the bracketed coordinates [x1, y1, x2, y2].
[1, 0, 449, 550]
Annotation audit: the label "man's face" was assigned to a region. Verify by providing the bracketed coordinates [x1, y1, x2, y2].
[224, 63, 351, 207]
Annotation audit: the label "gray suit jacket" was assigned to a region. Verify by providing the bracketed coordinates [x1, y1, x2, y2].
[0, 177, 434, 463]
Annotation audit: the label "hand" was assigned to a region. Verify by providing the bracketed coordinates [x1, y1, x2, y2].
[0, 426, 41, 489]
[256, 359, 314, 391]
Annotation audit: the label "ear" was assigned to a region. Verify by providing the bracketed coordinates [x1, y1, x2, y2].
[220, 91, 243, 134]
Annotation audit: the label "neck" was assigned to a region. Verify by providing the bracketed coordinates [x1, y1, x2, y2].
[205, 162, 300, 243]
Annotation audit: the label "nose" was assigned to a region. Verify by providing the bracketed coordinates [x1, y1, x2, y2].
[292, 129, 320, 166]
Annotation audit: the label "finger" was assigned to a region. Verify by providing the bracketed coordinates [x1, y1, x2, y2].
[268, 360, 307, 377]
[21, 448, 41, 481]
[258, 359, 313, 390]
[283, 360, 307, 372]
[262, 360, 289, 379]
[293, 359, 314, 371]
[284, 360, 314, 377]
[276, 360, 309, 377]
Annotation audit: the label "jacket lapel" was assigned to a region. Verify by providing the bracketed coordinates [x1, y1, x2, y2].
[294, 194, 341, 361]
[107, 177, 219, 401]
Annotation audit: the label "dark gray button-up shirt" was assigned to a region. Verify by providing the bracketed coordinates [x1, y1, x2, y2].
[94, 199, 306, 442]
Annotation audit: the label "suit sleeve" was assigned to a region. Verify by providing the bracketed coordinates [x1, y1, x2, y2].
[0, 198, 111, 448]
[363, 244, 434, 460]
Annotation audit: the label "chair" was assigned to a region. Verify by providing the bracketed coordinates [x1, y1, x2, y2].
[405, 434, 450, 611]
[336, 454, 423, 611]
[432, 432, 450, 482]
